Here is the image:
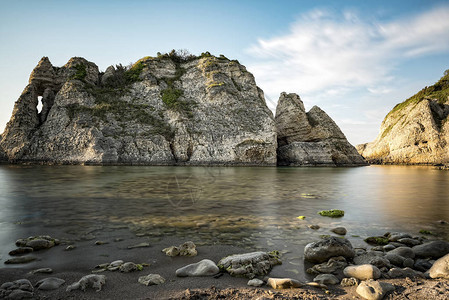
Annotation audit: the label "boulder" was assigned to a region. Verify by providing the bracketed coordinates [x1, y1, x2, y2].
[412, 240, 449, 259]
[304, 237, 355, 263]
[36, 277, 65, 290]
[331, 227, 347, 235]
[388, 247, 415, 259]
[343, 264, 381, 280]
[138, 274, 165, 286]
[162, 241, 197, 257]
[428, 253, 449, 279]
[176, 259, 219, 277]
[218, 251, 281, 278]
[354, 252, 391, 269]
[313, 274, 339, 285]
[356, 279, 395, 300]
[387, 267, 424, 279]
[66, 274, 106, 292]
[306, 256, 347, 275]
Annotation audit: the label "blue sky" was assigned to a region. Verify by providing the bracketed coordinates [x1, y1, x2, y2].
[1, 0, 448, 145]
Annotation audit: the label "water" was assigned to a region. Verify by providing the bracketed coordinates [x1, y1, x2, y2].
[0, 165, 448, 278]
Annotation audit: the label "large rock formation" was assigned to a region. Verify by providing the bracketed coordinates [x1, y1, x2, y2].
[0, 53, 277, 165]
[275, 92, 366, 166]
[358, 71, 449, 165]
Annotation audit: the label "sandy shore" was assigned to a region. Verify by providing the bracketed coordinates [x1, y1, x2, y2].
[1, 228, 448, 299]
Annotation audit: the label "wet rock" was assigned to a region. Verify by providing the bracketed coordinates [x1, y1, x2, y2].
[5, 256, 37, 264]
[343, 264, 381, 280]
[383, 244, 396, 251]
[331, 227, 347, 235]
[388, 247, 415, 259]
[267, 278, 303, 289]
[308, 225, 320, 230]
[388, 232, 412, 242]
[218, 251, 281, 278]
[398, 238, 421, 247]
[30, 268, 53, 274]
[354, 253, 390, 269]
[127, 242, 150, 249]
[356, 279, 395, 300]
[364, 236, 389, 246]
[403, 258, 414, 268]
[306, 256, 347, 274]
[313, 274, 339, 285]
[385, 253, 405, 267]
[15, 236, 58, 250]
[340, 277, 360, 287]
[176, 259, 219, 277]
[36, 277, 65, 290]
[138, 274, 165, 286]
[162, 241, 197, 257]
[414, 259, 433, 272]
[412, 240, 449, 259]
[8, 247, 34, 256]
[66, 274, 106, 292]
[247, 279, 264, 287]
[428, 253, 449, 279]
[304, 237, 355, 263]
[387, 267, 424, 278]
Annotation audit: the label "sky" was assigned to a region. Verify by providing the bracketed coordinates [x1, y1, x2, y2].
[0, 0, 448, 145]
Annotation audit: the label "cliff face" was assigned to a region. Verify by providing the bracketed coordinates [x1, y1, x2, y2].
[358, 72, 449, 165]
[275, 92, 366, 166]
[0, 54, 277, 165]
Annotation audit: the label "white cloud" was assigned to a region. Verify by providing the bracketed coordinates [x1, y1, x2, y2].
[247, 5, 449, 100]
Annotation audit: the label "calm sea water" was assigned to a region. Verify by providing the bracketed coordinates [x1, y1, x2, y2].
[0, 165, 448, 276]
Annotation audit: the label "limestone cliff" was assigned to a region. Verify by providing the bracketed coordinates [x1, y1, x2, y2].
[275, 92, 366, 166]
[0, 53, 277, 165]
[358, 71, 449, 165]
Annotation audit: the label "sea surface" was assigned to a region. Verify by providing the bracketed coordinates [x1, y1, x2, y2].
[0, 165, 448, 278]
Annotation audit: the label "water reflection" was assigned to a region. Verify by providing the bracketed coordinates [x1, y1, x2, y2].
[0, 165, 448, 265]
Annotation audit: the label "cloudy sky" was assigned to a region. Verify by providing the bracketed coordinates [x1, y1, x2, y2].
[0, 0, 448, 145]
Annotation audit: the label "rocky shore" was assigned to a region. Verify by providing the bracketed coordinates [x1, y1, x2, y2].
[1, 224, 448, 299]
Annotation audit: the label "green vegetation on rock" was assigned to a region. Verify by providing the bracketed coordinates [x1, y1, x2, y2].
[124, 61, 145, 83]
[72, 64, 87, 81]
[419, 229, 433, 235]
[318, 209, 345, 218]
[364, 236, 389, 245]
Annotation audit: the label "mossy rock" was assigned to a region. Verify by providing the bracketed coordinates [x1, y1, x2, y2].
[364, 236, 389, 245]
[318, 209, 345, 218]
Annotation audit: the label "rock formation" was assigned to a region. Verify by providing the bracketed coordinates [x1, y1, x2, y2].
[358, 71, 449, 164]
[275, 92, 366, 166]
[0, 53, 277, 165]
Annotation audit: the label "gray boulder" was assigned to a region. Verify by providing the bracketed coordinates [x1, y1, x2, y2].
[388, 246, 415, 259]
[36, 277, 65, 290]
[387, 267, 424, 279]
[412, 240, 449, 259]
[218, 251, 281, 278]
[307, 256, 347, 275]
[304, 237, 355, 263]
[354, 252, 391, 269]
[138, 274, 165, 286]
[429, 253, 449, 279]
[176, 259, 219, 277]
[313, 274, 339, 285]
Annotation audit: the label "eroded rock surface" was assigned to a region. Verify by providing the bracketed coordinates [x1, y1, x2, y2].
[275, 92, 366, 166]
[218, 251, 281, 278]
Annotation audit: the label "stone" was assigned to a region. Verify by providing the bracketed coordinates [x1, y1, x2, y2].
[387, 267, 424, 278]
[36, 277, 65, 290]
[119, 262, 138, 273]
[429, 253, 449, 279]
[138, 274, 165, 286]
[65, 245, 76, 251]
[95, 240, 108, 245]
[343, 264, 381, 280]
[412, 240, 449, 259]
[403, 258, 415, 268]
[30, 268, 53, 274]
[385, 253, 405, 267]
[356, 279, 395, 300]
[8, 247, 34, 256]
[127, 242, 150, 249]
[304, 237, 355, 263]
[357, 71, 449, 165]
[218, 251, 281, 278]
[162, 241, 197, 257]
[15, 236, 58, 250]
[247, 279, 264, 287]
[306, 256, 347, 274]
[313, 274, 339, 285]
[0, 279, 35, 300]
[5, 256, 37, 264]
[414, 259, 433, 272]
[66, 274, 106, 292]
[331, 227, 347, 235]
[305, 282, 328, 289]
[6, 290, 34, 300]
[388, 247, 415, 259]
[398, 238, 421, 247]
[308, 225, 320, 230]
[340, 277, 359, 287]
[387, 232, 412, 242]
[275, 92, 366, 166]
[354, 253, 391, 268]
[176, 259, 219, 277]
[0, 54, 277, 166]
[266, 278, 303, 289]
[383, 244, 396, 251]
